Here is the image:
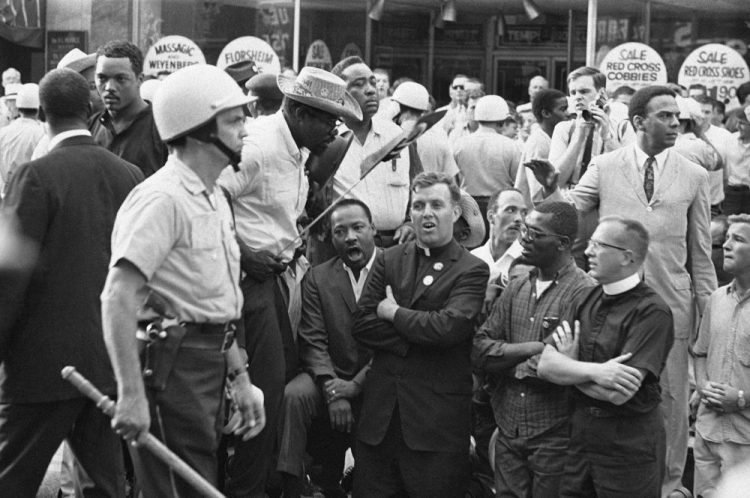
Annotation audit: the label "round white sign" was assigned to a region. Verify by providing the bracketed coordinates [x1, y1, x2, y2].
[599, 42, 667, 92]
[143, 36, 206, 77]
[678, 43, 750, 104]
[217, 36, 281, 74]
[305, 40, 332, 71]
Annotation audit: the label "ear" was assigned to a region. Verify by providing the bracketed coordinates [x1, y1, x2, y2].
[632, 115, 645, 131]
[486, 209, 494, 223]
[452, 204, 461, 223]
[456, 225, 471, 243]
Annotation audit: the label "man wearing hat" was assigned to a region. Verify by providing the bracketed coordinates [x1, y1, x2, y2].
[331, 56, 415, 251]
[0, 83, 44, 196]
[453, 94, 522, 242]
[90, 40, 167, 178]
[102, 64, 265, 497]
[218, 65, 361, 498]
[392, 81, 459, 179]
[245, 73, 284, 118]
[0, 82, 21, 128]
[224, 60, 259, 91]
[454, 190, 486, 250]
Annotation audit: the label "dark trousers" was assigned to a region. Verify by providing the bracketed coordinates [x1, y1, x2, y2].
[130, 345, 226, 497]
[353, 407, 470, 498]
[493, 423, 569, 498]
[0, 397, 125, 497]
[559, 407, 664, 498]
[723, 185, 750, 215]
[225, 276, 295, 498]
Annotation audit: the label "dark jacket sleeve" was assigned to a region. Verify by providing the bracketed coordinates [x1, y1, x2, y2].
[353, 251, 410, 356]
[392, 260, 488, 348]
[297, 269, 336, 379]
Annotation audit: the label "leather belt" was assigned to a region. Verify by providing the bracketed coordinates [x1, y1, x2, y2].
[181, 322, 235, 351]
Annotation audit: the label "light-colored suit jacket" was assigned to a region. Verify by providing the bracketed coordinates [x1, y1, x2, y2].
[566, 144, 717, 340]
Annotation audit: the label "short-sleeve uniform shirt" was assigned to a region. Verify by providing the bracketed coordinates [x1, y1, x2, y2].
[110, 155, 242, 322]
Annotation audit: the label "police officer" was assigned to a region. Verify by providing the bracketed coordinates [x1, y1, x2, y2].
[101, 64, 265, 497]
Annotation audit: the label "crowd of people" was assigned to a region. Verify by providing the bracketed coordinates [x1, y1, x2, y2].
[0, 37, 749, 498]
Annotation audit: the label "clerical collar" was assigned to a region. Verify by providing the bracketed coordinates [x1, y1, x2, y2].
[416, 240, 452, 258]
[602, 272, 641, 296]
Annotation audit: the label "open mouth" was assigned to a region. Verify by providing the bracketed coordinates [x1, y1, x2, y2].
[422, 221, 436, 231]
[346, 246, 363, 259]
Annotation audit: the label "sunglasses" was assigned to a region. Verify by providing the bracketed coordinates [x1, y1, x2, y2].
[452, 84, 465, 90]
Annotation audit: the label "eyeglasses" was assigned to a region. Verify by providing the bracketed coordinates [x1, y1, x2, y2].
[519, 224, 565, 241]
[452, 85, 465, 90]
[587, 238, 629, 252]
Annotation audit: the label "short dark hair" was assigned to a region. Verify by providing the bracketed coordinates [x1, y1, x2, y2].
[329, 198, 373, 229]
[738, 82, 750, 105]
[599, 215, 650, 263]
[688, 83, 707, 94]
[712, 98, 725, 115]
[332, 56, 366, 79]
[411, 171, 461, 205]
[567, 66, 606, 91]
[729, 214, 750, 226]
[628, 85, 676, 125]
[39, 68, 90, 122]
[468, 88, 486, 101]
[693, 94, 713, 106]
[532, 88, 567, 122]
[97, 40, 144, 75]
[488, 188, 523, 214]
[534, 201, 578, 240]
[611, 85, 636, 99]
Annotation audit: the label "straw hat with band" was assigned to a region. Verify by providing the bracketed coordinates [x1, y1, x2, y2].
[57, 48, 97, 73]
[458, 190, 486, 249]
[277, 66, 362, 122]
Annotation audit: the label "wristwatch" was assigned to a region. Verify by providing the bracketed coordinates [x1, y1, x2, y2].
[738, 390, 746, 409]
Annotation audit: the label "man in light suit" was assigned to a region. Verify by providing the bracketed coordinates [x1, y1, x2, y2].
[277, 198, 375, 498]
[352, 171, 489, 497]
[531, 85, 717, 497]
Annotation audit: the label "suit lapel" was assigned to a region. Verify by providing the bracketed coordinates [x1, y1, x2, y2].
[652, 149, 678, 203]
[408, 241, 461, 307]
[333, 261, 357, 313]
[620, 146, 649, 206]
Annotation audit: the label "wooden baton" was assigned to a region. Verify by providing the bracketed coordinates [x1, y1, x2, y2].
[61, 366, 225, 498]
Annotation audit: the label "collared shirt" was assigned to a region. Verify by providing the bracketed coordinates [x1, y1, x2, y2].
[31, 129, 93, 162]
[0, 117, 45, 192]
[471, 239, 524, 287]
[674, 132, 722, 205]
[726, 132, 750, 187]
[89, 104, 167, 178]
[110, 155, 242, 322]
[704, 125, 735, 204]
[453, 128, 521, 197]
[343, 250, 377, 301]
[633, 144, 669, 186]
[602, 272, 641, 295]
[415, 125, 459, 177]
[473, 258, 594, 438]
[333, 116, 410, 231]
[218, 111, 309, 262]
[571, 281, 673, 416]
[694, 282, 750, 444]
[520, 127, 552, 201]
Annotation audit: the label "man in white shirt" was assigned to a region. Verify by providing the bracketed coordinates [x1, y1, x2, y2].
[331, 57, 415, 250]
[723, 106, 750, 215]
[0, 84, 43, 196]
[695, 95, 735, 213]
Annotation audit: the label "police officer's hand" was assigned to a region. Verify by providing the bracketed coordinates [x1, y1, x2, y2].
[328, 398, 354, 433]
[394, 221, 416, 244]
[525, 160, 559, 194]
[241, 249, 286, 282]
[112, 394, 151, 445]
[224, 379, 266, 440]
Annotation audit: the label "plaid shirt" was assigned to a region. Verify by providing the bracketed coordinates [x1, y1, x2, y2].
[473, 258, 593, 438]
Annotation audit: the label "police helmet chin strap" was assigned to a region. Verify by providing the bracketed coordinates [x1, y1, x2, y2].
[211, 136, 242, 172]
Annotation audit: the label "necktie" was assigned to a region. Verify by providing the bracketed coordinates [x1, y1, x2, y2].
[578, 124, 595, 181]
[643, 156, 655, 202]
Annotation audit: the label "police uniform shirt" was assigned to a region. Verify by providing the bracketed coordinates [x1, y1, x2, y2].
[110, 155, 242, 323]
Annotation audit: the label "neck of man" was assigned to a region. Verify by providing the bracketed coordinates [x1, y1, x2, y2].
[490, 234, 512, 261]
[636, 134, 666, 157]
[174, 141, 226, 194]
[47, 118, 87, 138]
[107, 97, 148, 127]
[735, 272, 750, 296]
[537, 254, 569, 281]
[541, 119, 556, 138]
[345, 116, 372, 143]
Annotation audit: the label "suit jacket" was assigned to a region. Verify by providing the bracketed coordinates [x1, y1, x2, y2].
[353, 240, 488, 452]
[0, 135, 143, 403]
[298, 255, 374, 382]
[567, 144, 716, 340]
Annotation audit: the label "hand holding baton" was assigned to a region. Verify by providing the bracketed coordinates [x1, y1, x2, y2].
[61, 366, 225, 498]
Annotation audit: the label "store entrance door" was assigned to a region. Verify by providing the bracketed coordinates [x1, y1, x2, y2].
[492, 52, 584, 106]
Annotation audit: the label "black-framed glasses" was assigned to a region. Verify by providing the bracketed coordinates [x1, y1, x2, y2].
[452, 84, 465, 90]
[519, 223, 565, 241]
[588, 238, 629, 252]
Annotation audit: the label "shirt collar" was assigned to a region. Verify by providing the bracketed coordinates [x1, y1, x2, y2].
[98, 104, 152, 135]
[48, 129, 91, 151]
[602, 272, 641, 296]
[275, 111, 308, 163]
[634, 144, 670, 172]
[343, 249, 377, 275]
[728, 280, 750, 303]
[529, 257, 578, 283]
[168, 155, 208, 196]
[339, 117, 383, 141]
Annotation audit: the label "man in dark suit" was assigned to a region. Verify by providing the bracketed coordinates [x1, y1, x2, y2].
[277, 198, 375, 498]
[352, 171, 489, 497]
[0, 68, 143, 495]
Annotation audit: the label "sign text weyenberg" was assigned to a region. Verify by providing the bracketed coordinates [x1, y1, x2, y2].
[143, 36, 205, 77]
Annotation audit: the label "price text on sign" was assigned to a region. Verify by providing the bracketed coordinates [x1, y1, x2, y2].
[678, 43, 750, 104]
